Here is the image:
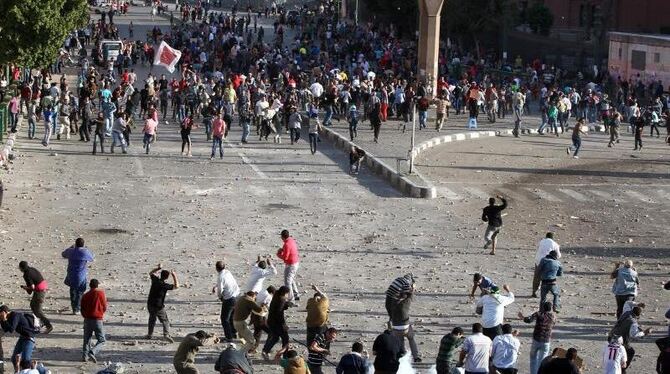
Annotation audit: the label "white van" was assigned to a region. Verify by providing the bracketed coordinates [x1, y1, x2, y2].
[101, 40, 123, 64]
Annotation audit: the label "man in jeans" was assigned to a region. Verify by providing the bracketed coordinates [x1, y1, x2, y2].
[210, 112, 226, 160]
[519, 301, 556, 374]
[213, 261, 240, 340]
[481, 195, 507, 255]
[538, 250, 562, 313]
[61, 238, 95, 314]
[146, 264, 179, 342]
[81, 279, 107, 363]
[532, 233, 561, 298]
[277, 229, 300, 305]
[0, 305, 38, 373]
[18, 261, 53, 334]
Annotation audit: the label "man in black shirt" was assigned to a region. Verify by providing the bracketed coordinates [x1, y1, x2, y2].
[482, 195, 508, 255]
[0, 305, 37, 372]
[373, 329, 406, 373]
[18, 261, 53, 333]
[146, 264, 179, 343]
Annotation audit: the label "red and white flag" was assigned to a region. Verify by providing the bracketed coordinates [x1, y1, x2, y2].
[153, 41, 182, 73]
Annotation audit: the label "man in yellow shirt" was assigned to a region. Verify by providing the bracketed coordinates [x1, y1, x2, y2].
[305, 285, 329, 344]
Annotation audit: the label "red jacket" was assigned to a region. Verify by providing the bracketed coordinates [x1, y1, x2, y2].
[81, 288, 108, 320]
[277, 237, 299, 265]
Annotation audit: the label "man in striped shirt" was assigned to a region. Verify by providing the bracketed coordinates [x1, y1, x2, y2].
[385, 274, 415, 326]
[308, 327, 338, 374]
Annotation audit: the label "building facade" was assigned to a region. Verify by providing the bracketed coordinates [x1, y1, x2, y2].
[608, 32, 670, 88]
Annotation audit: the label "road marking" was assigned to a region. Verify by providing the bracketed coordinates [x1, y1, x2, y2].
[283, 185, 303, 199]
[656, 189, 670, 201]
[225, 141, 268, 179]
[524, 188, 562, 202]
[439, 187, 462, 200]
[558, 188, 589, 202]
[624, 190, 655, 203]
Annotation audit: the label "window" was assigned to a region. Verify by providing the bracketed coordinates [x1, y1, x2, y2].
[631, 50, 646, 70]
[654, 53, 661, 63]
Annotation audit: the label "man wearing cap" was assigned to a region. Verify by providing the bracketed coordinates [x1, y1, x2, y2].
[18, 261, 53, 334]
[476, 284, 515, 341]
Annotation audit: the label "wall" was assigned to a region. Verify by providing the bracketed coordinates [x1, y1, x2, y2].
[608, 33, 670, 87]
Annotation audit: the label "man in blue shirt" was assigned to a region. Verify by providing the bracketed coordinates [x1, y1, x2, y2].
[62, 237, 95, 314]
[470, 273, 497, 299]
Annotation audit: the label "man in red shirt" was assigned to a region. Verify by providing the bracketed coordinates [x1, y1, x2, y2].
[277, 229, 300, 306]
[210, 112, 226, 160]
[81, 279, 108, 363]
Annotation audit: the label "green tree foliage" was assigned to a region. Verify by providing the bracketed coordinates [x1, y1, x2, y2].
[444, 0, 510, 57]
[527, 3, 554, 36]
[0, 0, 88, 68]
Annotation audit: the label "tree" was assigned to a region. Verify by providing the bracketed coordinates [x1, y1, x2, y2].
[444, 0, 511, 59]
[527, 3, 554, 36]
[362, 0, 418, 38]
[0, 0, 88, 68]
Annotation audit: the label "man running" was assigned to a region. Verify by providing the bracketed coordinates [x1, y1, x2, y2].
[81, 279, 107, 363]
[482, 195, 507, 255]
[277, 229, 300, 305]
[18, 261, 53, 334]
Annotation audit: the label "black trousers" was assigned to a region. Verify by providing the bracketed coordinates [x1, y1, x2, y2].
[483, 325, 502, 341]
[615, 294, 635, 319]
[92, 132, 104, 154]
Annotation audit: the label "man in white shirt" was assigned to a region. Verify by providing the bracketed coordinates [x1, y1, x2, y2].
[212, 261, 240, 341]
[532, 232, 561, 297]
[245, 255, 277, 293]
[476, 285, 515, 341]
[603, 335, 627, 374]
[458, 323, 492, 374]
[491, 324, 520, 374]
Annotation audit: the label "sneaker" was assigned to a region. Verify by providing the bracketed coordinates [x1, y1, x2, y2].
[261, 352, 270, 361]
[88, 353, 97, 363]
[44, 326, 53, 334]
[294, 296, 300, 301]
[566, 147, 570, 155]
[573, 156, 579, 159]
[413, 357, 422, 363]
[483, 240, 491, 250]
[165, 335, 174, 343]
[144, 335, 152, 340]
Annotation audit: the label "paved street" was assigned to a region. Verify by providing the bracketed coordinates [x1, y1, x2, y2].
[0, 2, 668, 374]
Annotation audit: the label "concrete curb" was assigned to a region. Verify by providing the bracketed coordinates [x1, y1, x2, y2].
[409, 130, 513, 159]
[0, 117, 22, 168]
[409, 123, 607, 161]
[320, 126, 437, 199]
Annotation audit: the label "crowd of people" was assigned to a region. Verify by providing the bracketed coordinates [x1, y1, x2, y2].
[2, 227, 669, 374]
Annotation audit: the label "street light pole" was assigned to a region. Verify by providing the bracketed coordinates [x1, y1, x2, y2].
[409, 102, 416, 174]
[355, 0, 359, 26]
